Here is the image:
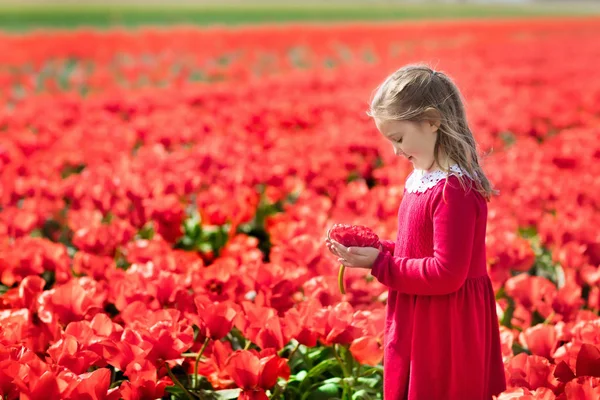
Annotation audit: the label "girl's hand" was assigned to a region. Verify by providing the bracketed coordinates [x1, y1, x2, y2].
[328, 239, 381, 269]
[325, 224, 348, 259]
[325, 226, 342, 258]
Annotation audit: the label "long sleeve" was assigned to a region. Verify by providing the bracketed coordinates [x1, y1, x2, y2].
[370, 180, 478, 296]
[380, 239, 395, 255]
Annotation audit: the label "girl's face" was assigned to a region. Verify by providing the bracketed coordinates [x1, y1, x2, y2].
[374, 117, 439, 171]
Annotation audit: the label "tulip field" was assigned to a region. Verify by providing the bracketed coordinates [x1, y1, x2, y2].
[1, 12, 600, 400]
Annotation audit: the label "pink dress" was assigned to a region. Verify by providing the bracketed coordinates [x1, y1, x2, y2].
[371, 166, 506, 400]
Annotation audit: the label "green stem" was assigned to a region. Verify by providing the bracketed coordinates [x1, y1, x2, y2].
[287, 341, 301, 361]
[299, 345, 312, 370]
[244, 339, 252, 350]
[270, 383, 283, 399]
[341, 383, 348, 400]
[543, 311, 556, 325]
[333, 344, 351, 377]
[334, 344, 352, 399]
[358, 365, 383, 378]
[165, 363, 195, 400]
[194, 337, 210, 390]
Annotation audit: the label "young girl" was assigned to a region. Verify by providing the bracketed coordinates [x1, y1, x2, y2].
[326, 64, 506, 399]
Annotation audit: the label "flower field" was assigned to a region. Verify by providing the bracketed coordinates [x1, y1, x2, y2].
[1, 16, 600, 400]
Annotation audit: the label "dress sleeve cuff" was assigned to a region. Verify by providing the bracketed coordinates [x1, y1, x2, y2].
[380, 239, 395, 255]
[370, 249, 388, 280]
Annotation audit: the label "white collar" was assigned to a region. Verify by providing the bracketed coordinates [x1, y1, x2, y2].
[405, 164, 468, 193]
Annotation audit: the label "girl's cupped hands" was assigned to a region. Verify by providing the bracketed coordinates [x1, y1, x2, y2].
[325, 237, 381, 269]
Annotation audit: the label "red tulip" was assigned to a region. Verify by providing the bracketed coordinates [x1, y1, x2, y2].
[494, 387, 556, 400]
[505, 353, 559, 391]
[191, 339, 235, 390]
[121, 302, 194, 365]
[224, 350, 290, 398]
[64, 368, 121, 400]
[234, 302, 288, 350]
[576, 344, 600, 378]
[350, 336, 383, 366]
[563, 377, 600, 400]
[520, 324, 557, 360]
[283, 298, 323, 347]
[37, 277, 108, 326]
[195, 299, 238, 341]
[313, 302, 362, 346]
[119, 378, 169, 400]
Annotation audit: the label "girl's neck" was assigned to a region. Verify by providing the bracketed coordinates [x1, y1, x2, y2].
[424, 155, 457, 173]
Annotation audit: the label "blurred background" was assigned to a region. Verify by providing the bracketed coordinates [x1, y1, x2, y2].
[1, 0, 599, 30]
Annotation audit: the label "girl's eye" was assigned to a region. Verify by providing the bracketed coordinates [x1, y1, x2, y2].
[396, 138, 403, 144]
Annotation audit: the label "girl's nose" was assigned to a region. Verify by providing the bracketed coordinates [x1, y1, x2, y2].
[394, 147, 404, 157]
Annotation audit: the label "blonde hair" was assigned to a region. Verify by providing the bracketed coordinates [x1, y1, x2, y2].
[367, 64, 497, 201]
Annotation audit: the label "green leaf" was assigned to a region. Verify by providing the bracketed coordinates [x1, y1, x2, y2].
[346, 171, 361, 183]
[352, 389, 374, 400]
[308, 348, 325, 361]
[137, 222, 155, 240]
[290, 370, 307, 382]
[512, 341, 531, 356]
[214, 389, 242, 399]
[0, 284, 10, 295]
[41, 270, 55, 290]
[115, 256, 131, 271]
[109, 379, 125, 389]
[102, 211, 114, 224]
[321, 377, 342, 385]
[357, 376, 380, 389]
[298, 359, 339, 393]
[60, 163, 86, 179]
[302, 382, 341, 400]
[531, 310, 546, 326]
[164, 385, 187, 398]
[358, 365, 383, 377]
[198, 242, 213, 253]
[500, 295, 515, 328]
[30, 229, 44, 238]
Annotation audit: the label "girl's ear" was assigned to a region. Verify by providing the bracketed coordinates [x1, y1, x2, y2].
[422, 107, 441, 132]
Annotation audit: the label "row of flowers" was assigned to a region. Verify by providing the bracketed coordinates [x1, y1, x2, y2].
[2, 17, 599, 101]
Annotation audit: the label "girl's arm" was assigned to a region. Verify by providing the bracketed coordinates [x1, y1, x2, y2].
[370, 180, 477, 296]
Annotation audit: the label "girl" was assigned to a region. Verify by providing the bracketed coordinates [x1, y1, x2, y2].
[326, 64, 506, 399]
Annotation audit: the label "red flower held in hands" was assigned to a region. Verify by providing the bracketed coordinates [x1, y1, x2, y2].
[327, 224, 380, 294]
[328, 224, 381, 248]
